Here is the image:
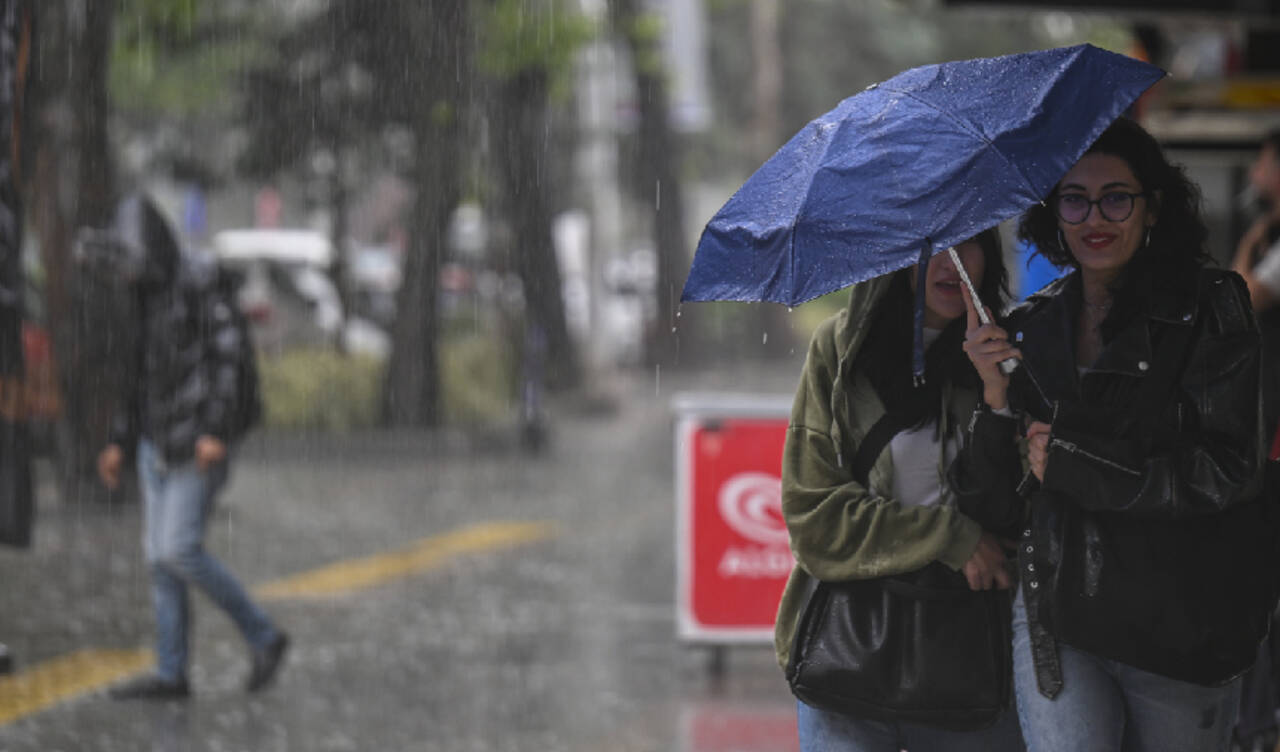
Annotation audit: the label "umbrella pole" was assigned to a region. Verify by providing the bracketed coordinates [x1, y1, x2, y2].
[946, 247, 1018, 375]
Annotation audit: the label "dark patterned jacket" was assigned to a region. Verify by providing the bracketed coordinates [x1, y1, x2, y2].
[108, 203, 258, 464]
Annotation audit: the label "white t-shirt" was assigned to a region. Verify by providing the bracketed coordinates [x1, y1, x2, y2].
[889, 425, 954, 508]
[887, 327, 953, 508]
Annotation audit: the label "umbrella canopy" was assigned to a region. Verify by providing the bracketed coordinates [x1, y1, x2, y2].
[681, 44, 1165, 306]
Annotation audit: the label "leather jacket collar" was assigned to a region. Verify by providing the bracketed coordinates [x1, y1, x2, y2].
[1009, 269, 1198, 414]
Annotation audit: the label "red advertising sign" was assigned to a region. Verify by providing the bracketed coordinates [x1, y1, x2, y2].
[674, 394, 793, 642]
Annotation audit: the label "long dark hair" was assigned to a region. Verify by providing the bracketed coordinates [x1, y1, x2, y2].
[854, 228, 1008, 431]
[1019, 117, 1210, 291]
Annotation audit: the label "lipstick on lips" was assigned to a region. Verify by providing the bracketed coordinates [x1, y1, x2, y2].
[934, 275, 962, 294]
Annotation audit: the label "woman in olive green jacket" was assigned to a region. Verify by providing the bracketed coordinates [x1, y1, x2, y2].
[776, 229, 1024, 751]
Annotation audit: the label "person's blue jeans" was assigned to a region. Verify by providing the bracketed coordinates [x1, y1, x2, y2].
[137, 439, 278, 682]
[1011, 587, 1241, 752]
[797, 700, 1025, 751]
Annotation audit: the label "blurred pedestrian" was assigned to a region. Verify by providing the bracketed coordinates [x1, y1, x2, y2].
[775, 229, 1025, 751]
[1233, 129, 1280, 436]
[1227, 129, 1280, 752]
[956, 117, 1266, 751]
[82, 193, 287, 700]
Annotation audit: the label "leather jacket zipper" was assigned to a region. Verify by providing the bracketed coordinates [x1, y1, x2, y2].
[1048, 437, 1141, 476]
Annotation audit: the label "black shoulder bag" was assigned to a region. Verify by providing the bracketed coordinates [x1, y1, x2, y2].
[785, 411, 1012, 730]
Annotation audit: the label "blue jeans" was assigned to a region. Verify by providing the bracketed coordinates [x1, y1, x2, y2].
[137, 439, 278, 682]
[797, 700, 1025, 751]
[1011, 588, 1241, 752]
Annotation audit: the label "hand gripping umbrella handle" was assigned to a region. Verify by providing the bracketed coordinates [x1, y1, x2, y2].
[946, 247, 1018, 375]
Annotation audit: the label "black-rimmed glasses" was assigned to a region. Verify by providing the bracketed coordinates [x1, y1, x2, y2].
[1054, 191, 1147, 224]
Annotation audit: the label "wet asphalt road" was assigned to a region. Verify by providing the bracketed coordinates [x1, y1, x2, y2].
[0, 360, 805, 751]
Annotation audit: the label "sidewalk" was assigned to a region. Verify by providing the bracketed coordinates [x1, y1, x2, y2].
[0, 358, 806, 751]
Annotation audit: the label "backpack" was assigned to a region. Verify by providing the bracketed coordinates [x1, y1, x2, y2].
[214, 266, 263, 439]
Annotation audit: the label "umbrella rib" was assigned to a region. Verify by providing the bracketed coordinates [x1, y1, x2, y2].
[879, 85, 1042, 202]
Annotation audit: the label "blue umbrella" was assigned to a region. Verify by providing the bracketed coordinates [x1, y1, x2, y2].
[681, 44, 1164, 308]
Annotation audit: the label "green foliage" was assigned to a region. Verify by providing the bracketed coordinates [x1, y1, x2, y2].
[111, 0, 265, 119]
[439, 332, 516, 426]
[259, 349, 385, 431]
[789, 289, 848, 339]
[114, 0, 198, 49]
[627, 11, 667, 78]
[477, 0, 594, 92]
[258, 333, 517, 431]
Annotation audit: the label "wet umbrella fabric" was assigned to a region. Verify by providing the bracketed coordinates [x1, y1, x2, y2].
[681, 43, 1164, 307]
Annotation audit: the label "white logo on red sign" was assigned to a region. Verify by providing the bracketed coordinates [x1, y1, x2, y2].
[717, 472, 788, 546]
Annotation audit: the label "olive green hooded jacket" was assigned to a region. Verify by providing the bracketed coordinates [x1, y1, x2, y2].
[773, 274, 985, 670]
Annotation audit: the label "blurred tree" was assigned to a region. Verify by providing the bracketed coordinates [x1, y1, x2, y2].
[477, 0, 592, 390]
[28, 0, 131, 502]
[109, 1, 266, 201]
[242, 0, 591, 421]
[0, 0, 33, 546]
[239, 0, 468, 425]
[381, 0, 470, 425]
[610, 0, 691, 368]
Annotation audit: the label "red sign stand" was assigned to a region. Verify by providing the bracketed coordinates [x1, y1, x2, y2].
[673, 393, 793, 645]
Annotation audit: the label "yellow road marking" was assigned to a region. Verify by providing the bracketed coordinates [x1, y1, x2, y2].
[0, 520, 556, 726]
[0, 649, 151, 725]
[253, 520, 557, 600]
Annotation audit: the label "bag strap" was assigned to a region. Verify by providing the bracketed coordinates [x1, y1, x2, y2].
[848, 409, 915, 487]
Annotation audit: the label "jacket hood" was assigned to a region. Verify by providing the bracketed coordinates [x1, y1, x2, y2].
[825, 274, 896, 454]
[114, 193, 181, 291]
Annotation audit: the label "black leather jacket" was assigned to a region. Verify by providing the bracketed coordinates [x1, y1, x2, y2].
[950, 266, 1265, 692]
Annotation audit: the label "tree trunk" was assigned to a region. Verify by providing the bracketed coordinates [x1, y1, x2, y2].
[380, 0, 467, 426]
[30, 0, 125, 502]
[328, 155, 351, 354]
[746, 0, 793, 359]
[612, 0, 692, 369]
[749, 0, 781, 164]
[495, 71, 579, 390]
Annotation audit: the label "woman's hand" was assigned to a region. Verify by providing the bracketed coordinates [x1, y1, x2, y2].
[1026, 421, 1051, 482]
[960, 283, 1020, 410]
[962, 532, 1012, 591]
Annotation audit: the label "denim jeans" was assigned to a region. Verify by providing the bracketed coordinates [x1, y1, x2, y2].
[797, 700, 1025, 751]
[1011, 587, 1241, 752]
[137, 439, 278, 682]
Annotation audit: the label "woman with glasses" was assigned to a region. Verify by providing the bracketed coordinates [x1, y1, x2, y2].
[951, 116, 1266, 751]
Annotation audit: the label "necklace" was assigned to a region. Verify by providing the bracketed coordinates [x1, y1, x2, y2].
[1083, 296, 1113, 314]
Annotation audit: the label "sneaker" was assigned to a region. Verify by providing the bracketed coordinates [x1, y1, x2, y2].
[245, 631, 289, 693]
[107, 673, 190, 701]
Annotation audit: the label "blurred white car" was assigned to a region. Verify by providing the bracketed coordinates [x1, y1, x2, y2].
[211, 229, 388, 357]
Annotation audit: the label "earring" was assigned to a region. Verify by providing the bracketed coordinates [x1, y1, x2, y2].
[1144, 227, 1152, 249]
[1058, 228, 1068, 252]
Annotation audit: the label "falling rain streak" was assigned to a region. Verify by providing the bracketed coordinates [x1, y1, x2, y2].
[0, 3, 1181, 750]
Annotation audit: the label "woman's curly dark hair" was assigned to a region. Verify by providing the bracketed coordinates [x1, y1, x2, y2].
[1018, 116, 1211, 282]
